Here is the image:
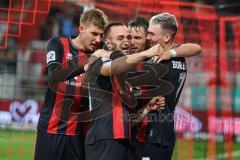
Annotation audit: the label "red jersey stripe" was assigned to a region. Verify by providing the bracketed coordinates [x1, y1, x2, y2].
[112, 77, 125, 139]
[66, 50, 88, 135]
[47, 38, 68, 134]
[138, 116, 148, 142]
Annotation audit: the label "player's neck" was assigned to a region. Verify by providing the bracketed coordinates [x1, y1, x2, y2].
[72, 36, 85, 50]
[162, 43, 174, 52]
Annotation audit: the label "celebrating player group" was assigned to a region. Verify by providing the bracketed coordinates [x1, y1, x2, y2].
[34, 8, 201, 160]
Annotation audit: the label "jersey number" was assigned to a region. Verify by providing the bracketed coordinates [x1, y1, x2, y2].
[176, 72, 187, 99]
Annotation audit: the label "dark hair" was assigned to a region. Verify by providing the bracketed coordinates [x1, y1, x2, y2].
[128, 16, 149, 33]
[103, 22, 125, 40]
[80, 8, 108, 29]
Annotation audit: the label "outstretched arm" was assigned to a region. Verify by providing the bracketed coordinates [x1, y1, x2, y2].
[100, 44, 163, 76]
[173, 43, 201, 57]
[153, 43, 201, 62]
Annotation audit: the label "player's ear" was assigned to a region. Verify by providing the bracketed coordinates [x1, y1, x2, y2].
[163, 33, 171, 43]
[104, 39, 113, 51]
[79, 24, 84, 34]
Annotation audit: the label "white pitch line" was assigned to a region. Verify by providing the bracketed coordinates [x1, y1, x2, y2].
[193, 150, 240, 160]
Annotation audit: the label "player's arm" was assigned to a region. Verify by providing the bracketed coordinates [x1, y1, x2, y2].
[91, 49, 111, 58]
[140, 96, 165, 118]
[100, 44, 162, 76]
[154, 43, 201, 62]
[131, 96, 165, 126]
[46, 38, 91, 83]
[172, 43, 201, 57]
[48, 64, 85, 83]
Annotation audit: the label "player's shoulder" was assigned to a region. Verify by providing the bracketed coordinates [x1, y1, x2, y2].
[174, 43, 181, 48]
[46, 37, 66, 64]
[46, 37, 67, 54]
[110, 51, 124, 60]
[47, 37, 62, 46]
[171, 57, 185, 61]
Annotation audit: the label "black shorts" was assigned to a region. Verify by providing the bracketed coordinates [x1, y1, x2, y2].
[85, 139, 132, 160]
[137, 143, 174, 160]
[34, 130, 85, 160]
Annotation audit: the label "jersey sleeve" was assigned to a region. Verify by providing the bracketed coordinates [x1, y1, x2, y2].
[87, 57, 111, 78]
[46, 37, 64, 67]
[110, 51, 124, 60]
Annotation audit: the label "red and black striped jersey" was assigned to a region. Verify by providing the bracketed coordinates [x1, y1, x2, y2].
[84, 52, 131, 145]
[37, 37, 89, 136]
[138, 57, 187, 145]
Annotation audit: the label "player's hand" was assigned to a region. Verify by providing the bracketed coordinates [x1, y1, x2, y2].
[84, 56, 98, 71]
[152, 50, 172, 63]
[84, 49, 111, 71]
[84, 55, 101, 72]
[92, 49, 111, 58]
[140, 96, 165, 120]
[146, 96, 165, 111]
[145, 44, 163, 58]
[151, 56, 161, 63]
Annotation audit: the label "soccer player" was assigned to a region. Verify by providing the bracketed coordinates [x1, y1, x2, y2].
[135, 13, 199, 160]
[128, 16, 201, 160]
[34, 9, 108, 160]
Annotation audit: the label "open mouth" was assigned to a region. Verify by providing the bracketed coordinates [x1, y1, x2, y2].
[121, 48, 131, 54]
[122, 48, 130, 50]
[130, 48, 138, 53]
[131, 46, 138, 49]
[122, 45, 131, 50]
[122, 48, 130, 52]
[131, 47, 138, 51]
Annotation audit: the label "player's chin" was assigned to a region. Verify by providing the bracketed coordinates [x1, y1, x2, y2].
[131, 48, 138, 54]
[89, 45, 99, 52]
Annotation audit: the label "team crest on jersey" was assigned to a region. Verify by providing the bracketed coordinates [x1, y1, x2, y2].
[46, 51, 56, 63]
[66, 53, 73, 60]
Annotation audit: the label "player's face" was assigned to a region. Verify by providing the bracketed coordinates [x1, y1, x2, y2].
[80, 24, 103, 52]
[147, 23, 165, 47]
[107, 26, 132, 55]
[130, 27, 148, 54]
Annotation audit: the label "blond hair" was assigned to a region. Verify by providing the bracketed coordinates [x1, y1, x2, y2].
[150, 13, 178, 36]
[80, 8, 108, 29]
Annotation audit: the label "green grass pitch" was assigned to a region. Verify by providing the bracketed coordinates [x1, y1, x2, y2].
[0, 129, 240, 160]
